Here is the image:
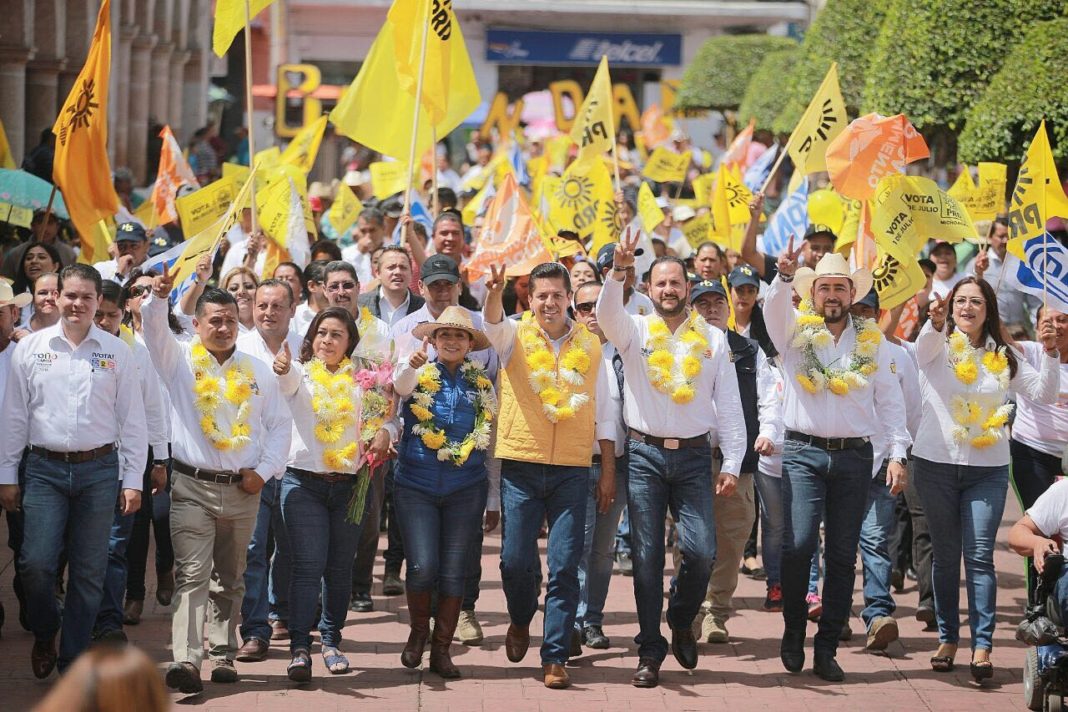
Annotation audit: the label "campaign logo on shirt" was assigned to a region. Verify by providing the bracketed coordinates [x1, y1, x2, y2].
[32, 352, 58, 372]
[91, 352, 117, 371]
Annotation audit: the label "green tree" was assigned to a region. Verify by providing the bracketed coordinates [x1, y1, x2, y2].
[738, 48, 799, 130]
[772, 0, 888, 134]
[862, 0, 1063, 134]
[958, 18, 1068, 164]
[675, 35, 797, 112]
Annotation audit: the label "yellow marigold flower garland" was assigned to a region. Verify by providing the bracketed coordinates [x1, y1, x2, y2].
[944, 329, 1014, 449]
[518, 313, 595, 423]
[191, 340, 254, 451]
[950, 396, 1014, 449]
[642, 310, 710, 405]
[790, 306, 881, 396]
[410, 361, 497, 466]
[307, 358, 359, 471]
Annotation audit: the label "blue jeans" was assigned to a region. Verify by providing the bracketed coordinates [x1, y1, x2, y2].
[859, 466, 897, 628]
[499, 459, 587, 665]
[627, 440, 715, 662]
[394, 479, 488, 596]
[754, 471, 784, 586]
[94, 502, 136, 634]
[280, 470, 366, 652]
[616, 507, 632, 556]
[240, 477, 290, 643]
[781, 438, 873, 656]
[20, 450, 120, 669]
[576, 458, 628, 630]
[914, 457, 1008, 651]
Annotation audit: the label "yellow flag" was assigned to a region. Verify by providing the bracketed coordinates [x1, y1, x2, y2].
[681, 213, 713, 251]
[570, 56, 615, 166]
[549, 158, 613, 240]
[330, 0, 480, 160]
[710, 164, 756, 252]
[213, 0, 275, 57]
[462, 177, 494, 227]
[949, 163, 1007, 225]
[329, 182, 363, 235]
[0, 202, 33, 228]
[642, 148, 691, 183]
[691, 172, 715, 207]
[280, 115, 327, 174]
[255, 146, 281, 170]
[785, 63, 847, 176]
[871, 247, 926, 310]
[79, 219, 116, 266]
[0, 116, 14, 169]
[52, 0, 118, 263]
[222, 162, 251, 184]
[369, 161, 410, 201]
[1007, 122, 1068, 257]
[637, 182, 664, 233]
[133, 198, 159, 230]
[871, 174, 976, 244]
[176, 175, 238, 236]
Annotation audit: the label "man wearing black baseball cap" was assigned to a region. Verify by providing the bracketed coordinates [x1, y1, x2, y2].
[740, 193, 837, 285]
[94, 222, 151, 284]
[594, 243, 653, 316]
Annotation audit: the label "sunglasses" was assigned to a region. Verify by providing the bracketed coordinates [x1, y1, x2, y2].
[326, 281, 357, 292]
[574, 301, 596, 314]
[128, 284, 150, 298]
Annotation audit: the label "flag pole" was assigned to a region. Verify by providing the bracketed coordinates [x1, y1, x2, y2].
[244, 0, 258, 235]
[39, 185, 58, 241]
[430, 126, 439, 218]
[759, 138, 791, 195]
[403, 2, 433, 220]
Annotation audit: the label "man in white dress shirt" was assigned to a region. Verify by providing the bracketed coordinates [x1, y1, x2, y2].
[765, 246, 910, 682]
[0, 264, 147, 677]
[597, 232, 745, 688]
[234, 279, 303, 662]
[143, 271, 290, 694]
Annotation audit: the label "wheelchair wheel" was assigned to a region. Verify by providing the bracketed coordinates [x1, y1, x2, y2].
[1026, 648, 1045, 711]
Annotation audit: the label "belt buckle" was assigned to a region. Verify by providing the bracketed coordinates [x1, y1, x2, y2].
[830, 438, 844, 451]
[62, 451, 72, 463]
[663, 438, 680, 450]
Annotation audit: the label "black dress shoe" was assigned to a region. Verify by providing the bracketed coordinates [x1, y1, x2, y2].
[31, 637, 58, 679]
[813, 653, 845, 682]
[670, 626, 698, 670]
[165, 662, 204, 694]
[631, 657, 661, 688]
[584, 625, 609, 649]
[569, 628, 583, 658]
[780, 630, 805, 673]
[349, 591, 374, 612]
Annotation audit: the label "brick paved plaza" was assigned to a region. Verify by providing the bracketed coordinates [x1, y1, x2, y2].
[0, 497, 1038, 711]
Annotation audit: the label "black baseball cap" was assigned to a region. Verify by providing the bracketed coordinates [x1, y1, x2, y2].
[856, 288, 880, 311]
[804, 223, 837, 242]
[116, 221, 149, 243]
[596, 242, 644, 274]
[420, 254, 460, 284]
[690, 279, 727, 304]
[728, 265, 760, 289]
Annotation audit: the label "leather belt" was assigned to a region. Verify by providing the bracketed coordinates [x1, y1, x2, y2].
[290, 467, 353, 484]
[173, 460, 242, 485]
[785, 430, 870, 452]
[29, 444, 114, 464]
[628, 428, 708, 451]
[591, 454, 602, 465]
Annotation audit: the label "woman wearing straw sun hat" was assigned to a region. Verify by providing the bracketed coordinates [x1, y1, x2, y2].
[392, 306, 497, 679]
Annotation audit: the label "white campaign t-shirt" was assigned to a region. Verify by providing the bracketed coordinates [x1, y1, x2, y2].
[1027, 479, 1068, 541]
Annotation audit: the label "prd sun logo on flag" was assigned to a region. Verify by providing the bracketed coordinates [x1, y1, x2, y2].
[601, 200, 622, 233]
[1012, 165, 1033, 207]
[555, 174, 594, 210]
[872, 254, 902, 292]
[59, 78, 100, 146]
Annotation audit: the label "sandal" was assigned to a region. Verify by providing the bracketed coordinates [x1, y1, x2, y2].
[970, 659, 993, 682]
[287, 648, 312, 683]
[322, 647, 350, 675]
[930, 644, 957, 672]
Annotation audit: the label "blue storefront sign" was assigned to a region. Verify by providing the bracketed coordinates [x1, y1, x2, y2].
[486, 29, 681, 67]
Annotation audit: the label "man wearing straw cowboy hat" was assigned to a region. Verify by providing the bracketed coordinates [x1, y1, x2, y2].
[765, 242, 910, 682]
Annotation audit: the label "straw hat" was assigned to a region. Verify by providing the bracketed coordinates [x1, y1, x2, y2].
[412, 306, 490, 351]
[793, 252, 874, 300]
[0, 279, 31, 309]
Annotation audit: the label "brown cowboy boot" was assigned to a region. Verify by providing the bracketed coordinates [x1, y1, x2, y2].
[428, 596, 463, 679]
[401, 590, 432, 669]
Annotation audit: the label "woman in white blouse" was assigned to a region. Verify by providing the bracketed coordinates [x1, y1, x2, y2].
[913, 276, 1059, 682]
[273, 306, 395, 683]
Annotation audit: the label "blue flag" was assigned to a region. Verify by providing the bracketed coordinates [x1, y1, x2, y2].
[760, 179, 808, 258]
[390, 192, 435, 244]
[509, 138, 530, 187]
[140, 239, 216, 305]
[744, 144, 778, 193]
[1015, 232, 1068, 313]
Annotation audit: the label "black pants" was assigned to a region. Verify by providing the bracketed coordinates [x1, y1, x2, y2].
[1011, 438, 1064, 596]
[902, 474, 933, 609]
[383, 464, 405, 573]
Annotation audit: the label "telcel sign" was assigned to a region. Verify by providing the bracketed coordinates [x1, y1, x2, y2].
[486, 29, 681, 67]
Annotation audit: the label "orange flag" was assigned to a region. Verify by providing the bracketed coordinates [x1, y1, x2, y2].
[151, 125, 199, 224]
[825, 113, 929, 201]
[639, 103, 672, 149]
[465, 172, 552, 279]
[723, 118, 755, 170]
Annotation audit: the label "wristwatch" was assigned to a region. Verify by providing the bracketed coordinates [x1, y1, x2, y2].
[888, 457, 907, 467]
[779, 273, 793, 283]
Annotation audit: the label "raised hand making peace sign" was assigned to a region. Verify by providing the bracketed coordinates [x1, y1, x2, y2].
[776, 235, 805, 278]
[611, 226, 641, 279]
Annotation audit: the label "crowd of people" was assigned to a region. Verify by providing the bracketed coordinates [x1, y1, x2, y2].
[0, 130, 1067, 704]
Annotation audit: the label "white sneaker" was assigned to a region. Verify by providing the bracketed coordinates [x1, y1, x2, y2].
[457, 610, 484, 645]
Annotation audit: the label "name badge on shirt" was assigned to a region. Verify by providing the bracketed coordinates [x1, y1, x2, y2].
[32, 352, 57, 372]
[91, 352, 117, 372]
[889, 359, 897, 375]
